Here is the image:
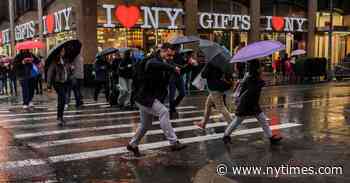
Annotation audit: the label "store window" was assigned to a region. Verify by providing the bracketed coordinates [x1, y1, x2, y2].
[97, 0, 184, 51]
[46, 31, 76, 52]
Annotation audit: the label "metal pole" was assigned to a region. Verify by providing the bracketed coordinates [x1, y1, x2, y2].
[37, 0, 46, 57]
[328, 0, 333, 73]
[8, 0, 16, 57]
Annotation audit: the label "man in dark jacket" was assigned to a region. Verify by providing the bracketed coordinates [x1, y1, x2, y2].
[118, 50, 134, 108]
[127, 43, 187, 157]
[14, 50, 38, 109]
[223, 60, 282, 145]
[195, 62, 234, 129]
[168, 48, 197, 119]
[93, 57, 111, 102]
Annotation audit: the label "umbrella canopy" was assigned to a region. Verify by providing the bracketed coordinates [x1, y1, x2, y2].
[199, 39, 232, 73]
[16, 40, 44, 50]
[45, 39, 81, 71]
[291, 49, 306, 56]
[170, 36, 200, 45]
[231, 40, 285, 63]
[96, 48, 119, 59]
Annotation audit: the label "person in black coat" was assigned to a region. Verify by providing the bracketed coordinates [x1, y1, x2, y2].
[117, 50, 134, 108]
[223, 59, 282, 145]
[127, 43, 187, 157]
[93, 56, 111, 102]
[14, 50, 39, 108]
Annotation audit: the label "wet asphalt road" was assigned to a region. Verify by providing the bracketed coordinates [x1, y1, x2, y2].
[0, 82, 349, 183]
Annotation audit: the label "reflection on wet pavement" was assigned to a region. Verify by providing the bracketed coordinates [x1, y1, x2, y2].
[0, 82, 349, 182]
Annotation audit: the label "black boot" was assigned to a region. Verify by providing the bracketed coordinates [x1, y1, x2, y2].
[270, 135, 282, 145]
[127, 144, 141, 157]
[170, 141, 187, 151]
[222, 136, 232, 144]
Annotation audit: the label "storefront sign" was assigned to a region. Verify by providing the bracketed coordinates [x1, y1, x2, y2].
[199, 13, 250, 30]
[199, 13, 307, 32]
[43, 7, 72, 35]
[15, 21, 35, 41]
[1, 29, 10, 45]
[102, 4, 184, 29]
[265, 16, 307, 32]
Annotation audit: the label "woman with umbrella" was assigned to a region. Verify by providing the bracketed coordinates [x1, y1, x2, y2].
[47, 48, 73, 126]
[46, 40, 81, 126]
[223, 40, 285, 145]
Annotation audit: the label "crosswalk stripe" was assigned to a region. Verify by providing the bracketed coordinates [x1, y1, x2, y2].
[0, 106, 197, 118]
[0, 123, 302, 170]
[28, 118, 261, 148]
[0, 108, 201, 124]
[14, 114, 263, 139]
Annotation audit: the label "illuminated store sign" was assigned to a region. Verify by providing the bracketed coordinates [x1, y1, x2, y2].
[102, 4, 184, 29]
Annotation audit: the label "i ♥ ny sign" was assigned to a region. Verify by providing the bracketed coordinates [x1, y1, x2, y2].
[102, 4, 184, 29]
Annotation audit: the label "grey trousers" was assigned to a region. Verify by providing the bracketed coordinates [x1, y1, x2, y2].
[118, 77, 132, 106]
[129, 99, 178, 146]
[224, 112, 273, 138]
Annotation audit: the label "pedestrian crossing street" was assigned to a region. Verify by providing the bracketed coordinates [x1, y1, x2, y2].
[0, 99, 302, 170]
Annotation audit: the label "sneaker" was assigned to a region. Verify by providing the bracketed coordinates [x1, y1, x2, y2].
[170, 141, 187, 151]
[29, 102, 34, 107]
[194, 121, 206, 130]
[270, 135, 283, 145]
[22, 105, 29, 109]
[127, 144, 141, 157]
[64, 104, 68, 109]
[223, 136, 232, 144]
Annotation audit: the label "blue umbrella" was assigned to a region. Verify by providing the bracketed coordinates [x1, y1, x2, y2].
[231, 40, 285, 63]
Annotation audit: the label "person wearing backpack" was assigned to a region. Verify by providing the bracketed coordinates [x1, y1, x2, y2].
[93, 56, 111, 103]
[127, 43, 187, 157]
[194, 62, 234, 130]
[223, 59, 282, 145]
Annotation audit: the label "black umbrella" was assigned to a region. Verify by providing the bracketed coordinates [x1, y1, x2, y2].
[96, 48, 119, 59]
[45, 39, 82, 67]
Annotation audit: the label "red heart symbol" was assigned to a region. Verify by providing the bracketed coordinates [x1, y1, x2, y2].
[46, 14, 55, 33]
[272, 16, 285, 31]
[115, 5, 140, 29]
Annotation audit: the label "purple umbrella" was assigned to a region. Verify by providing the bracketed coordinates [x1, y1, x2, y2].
[231, 40, 285, 63]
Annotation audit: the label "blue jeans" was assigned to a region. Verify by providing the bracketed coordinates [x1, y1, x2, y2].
[10, 78, 18, 95]
[20, 78, 35, 105]
[169, 75, 186, 112]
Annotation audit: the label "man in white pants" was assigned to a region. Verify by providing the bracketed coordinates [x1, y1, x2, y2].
[127, 43, 187, 157]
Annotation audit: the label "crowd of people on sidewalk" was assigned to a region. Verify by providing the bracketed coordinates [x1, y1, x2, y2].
[2, 38, 284, 157]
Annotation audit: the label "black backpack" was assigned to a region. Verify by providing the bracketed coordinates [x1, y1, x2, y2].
[132, 58, 151, 92]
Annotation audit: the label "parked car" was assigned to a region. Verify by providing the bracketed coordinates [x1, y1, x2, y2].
[334, 56, 350, 81]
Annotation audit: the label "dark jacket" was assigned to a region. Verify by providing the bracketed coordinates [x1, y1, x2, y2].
[118, 57, 134, 79]
[14, 52, 39, 80]
[111, 58, 121, 81]
[201, 63, 232, 92]
[171, 53, 193, 75]
[134, 55, 177, 107]
[94, 59, 110, 82]
[47, 59, 72, 87]
[236, 74, 265, 117]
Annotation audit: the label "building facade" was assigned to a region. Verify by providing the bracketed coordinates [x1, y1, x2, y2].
[0, 0, 323, 65]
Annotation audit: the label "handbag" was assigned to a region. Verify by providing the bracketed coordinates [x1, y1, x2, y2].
[31, 64, 39, 78]
[192, 73, 206, 91]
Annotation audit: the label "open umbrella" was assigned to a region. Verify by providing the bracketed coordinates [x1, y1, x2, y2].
[199, 39, 232, 73]
[231, 40, 285, 63]
[180, 48, 193, 54]
[16, 40, 44, 50]
[45, 39, 81, 72]
[170, 36, 200, 45]
[96, 48, 119, 59]
[291, 49, 306, 56]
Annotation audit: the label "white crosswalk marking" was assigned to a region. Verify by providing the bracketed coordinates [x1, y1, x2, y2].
[0, 101, 303, 171]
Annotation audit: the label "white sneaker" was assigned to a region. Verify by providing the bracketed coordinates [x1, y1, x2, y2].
[64, 104, 68, 109]
[29, 102, 34, 107]
[23, 105, 29, 109]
